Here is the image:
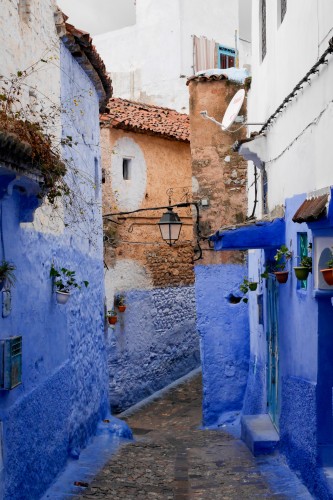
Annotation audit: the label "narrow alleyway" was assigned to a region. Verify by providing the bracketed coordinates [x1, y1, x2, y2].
[77, 374, 311, 500]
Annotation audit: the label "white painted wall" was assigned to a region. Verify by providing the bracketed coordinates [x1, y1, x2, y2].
[94, 0, 251, 112]
[246, 0, 333, 215]
[111, 137, 147, 211]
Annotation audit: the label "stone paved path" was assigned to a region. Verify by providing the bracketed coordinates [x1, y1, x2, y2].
[77, 374, 309, 499]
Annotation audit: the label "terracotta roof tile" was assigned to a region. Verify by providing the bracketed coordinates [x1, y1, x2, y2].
[292, 195, 328, 223]
[186, 74, 228, 85]
[57, 11, 112, 112]
[100, 98, 190, 142]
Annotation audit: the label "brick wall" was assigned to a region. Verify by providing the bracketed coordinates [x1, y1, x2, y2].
[188, 79, 248, 266]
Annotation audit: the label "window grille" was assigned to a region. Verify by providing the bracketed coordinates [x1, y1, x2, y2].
[261, 0, 267, 61]
[298, 233, 308, 290]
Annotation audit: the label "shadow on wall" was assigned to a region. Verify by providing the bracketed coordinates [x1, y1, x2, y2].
[106, 286, 201, 413]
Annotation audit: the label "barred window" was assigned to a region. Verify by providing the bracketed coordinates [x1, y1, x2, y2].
[261, 0, 267, 61]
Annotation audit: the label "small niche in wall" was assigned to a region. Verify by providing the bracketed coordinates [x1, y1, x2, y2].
[122, 158, 131, 181]
[314, 236, 333, 290]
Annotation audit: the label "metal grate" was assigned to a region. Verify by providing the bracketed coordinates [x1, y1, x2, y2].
[261, 0, 267, 61]
[281, 0, 287, 22]
[0, 336, 22, 390]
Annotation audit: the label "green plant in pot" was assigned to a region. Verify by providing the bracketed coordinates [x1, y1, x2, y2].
[0, 260, 16, 290]
[50, 265, 89, 304]
[294, 256, 312, 281]
[239, 278, 258, 303]
[107, 309, 118, 325]
[320, 248, 333, 286]
[273, 245, 292, 284]
[115, 293, 126, 312]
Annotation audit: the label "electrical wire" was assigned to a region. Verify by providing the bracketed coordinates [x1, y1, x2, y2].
[258, 36, 333, 135]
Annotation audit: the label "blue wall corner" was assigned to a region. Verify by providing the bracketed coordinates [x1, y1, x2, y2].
[195, 263, 250, 426]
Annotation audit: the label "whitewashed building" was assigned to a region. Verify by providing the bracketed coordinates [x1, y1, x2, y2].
[93, 0, 252, 112]
[211, 0, 333, 496]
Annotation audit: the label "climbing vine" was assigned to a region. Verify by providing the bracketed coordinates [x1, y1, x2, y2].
[0, 53, 102, 241]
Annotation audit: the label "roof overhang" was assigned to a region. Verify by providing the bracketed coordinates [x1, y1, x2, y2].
[210, 218, 285, 251]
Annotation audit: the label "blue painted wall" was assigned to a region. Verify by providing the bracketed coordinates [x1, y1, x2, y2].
[0, 43, 113, 499]
[245, 193, 333, 497]
[107, 285, 200, 413]
[195, 264, 250, 426]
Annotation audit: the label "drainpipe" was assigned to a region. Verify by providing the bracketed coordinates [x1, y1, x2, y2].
[235, 29, 239, 68]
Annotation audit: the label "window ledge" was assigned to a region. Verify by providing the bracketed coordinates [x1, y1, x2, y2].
[313, 289, 333, 299]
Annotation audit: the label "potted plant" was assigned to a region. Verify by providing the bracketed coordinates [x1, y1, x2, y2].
[273, 245, 292, 284]
[0, 260, 16, 290]
[50, 265, 89, 304]
[294, 256, 312, 281]
[107, 309, 118, 325]
[115, 293, 126, 312]
[320, 249, 333, 286]
[239, 278, 258, 303]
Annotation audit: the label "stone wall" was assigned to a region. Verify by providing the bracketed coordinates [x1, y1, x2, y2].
[189, 78, 248, 266]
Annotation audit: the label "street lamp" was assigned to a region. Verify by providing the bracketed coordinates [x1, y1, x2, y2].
[157, 207, 183, 246]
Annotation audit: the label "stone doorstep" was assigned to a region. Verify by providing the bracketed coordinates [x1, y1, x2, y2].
[241, 414, 279, 456]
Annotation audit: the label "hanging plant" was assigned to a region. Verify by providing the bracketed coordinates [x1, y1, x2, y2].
[320, 248, 333, 286]
[50, 265, 89, 304]
[115, 293, 126, 312]
[239, 278, 258, 303]
[273, 245, 292, 284]
[294, 256, 312, 281]
[106, 309, 118, 325]
[0, 260, 16, 290]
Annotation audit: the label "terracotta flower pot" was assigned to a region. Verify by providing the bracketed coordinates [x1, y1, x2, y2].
[321, 268, 333, 286]
[108, 316, 117, 325]
[56, 291, 70, 304]
[274, 271, 289, 284]
[293, 267, 310, 281]
[118, 305, 126, 312]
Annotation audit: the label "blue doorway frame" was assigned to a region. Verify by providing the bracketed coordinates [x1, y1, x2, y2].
[267, 275, 280, 430]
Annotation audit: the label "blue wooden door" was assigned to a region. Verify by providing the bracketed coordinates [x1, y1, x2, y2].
[267, 276, 280, 429]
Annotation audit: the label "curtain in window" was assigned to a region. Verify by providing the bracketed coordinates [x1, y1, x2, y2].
[193, 36, 217, 73]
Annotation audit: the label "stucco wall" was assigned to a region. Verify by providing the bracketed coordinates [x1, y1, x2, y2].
[94, 0, 250, 112]
[195, 264, 249, 426]
[247, 0, 333, 214]
[102, 128, 194, 286]
[0, 39, 110, 499]
[107, 286, 200, 413]
[102, 127, 200, 412]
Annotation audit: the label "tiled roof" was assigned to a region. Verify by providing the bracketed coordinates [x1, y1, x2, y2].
[56, 10, 112, 112]
[186, 74, 228, 85]
[292, 195, 328, 223]
[100, 98, 190, 142]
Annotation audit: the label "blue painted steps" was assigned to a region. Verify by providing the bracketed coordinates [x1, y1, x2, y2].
[241, 414, 279, 456]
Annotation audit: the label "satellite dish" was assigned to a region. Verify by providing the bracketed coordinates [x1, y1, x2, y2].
[221, 89, 245, 131]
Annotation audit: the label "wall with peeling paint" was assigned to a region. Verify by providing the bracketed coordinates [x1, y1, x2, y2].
[0, 39, 111, 499]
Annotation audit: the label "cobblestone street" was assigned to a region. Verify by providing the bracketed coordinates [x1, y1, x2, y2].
[77, 374, 311, 499]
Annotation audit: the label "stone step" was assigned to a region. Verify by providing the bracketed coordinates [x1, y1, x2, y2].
[241, 414, 279, 456]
